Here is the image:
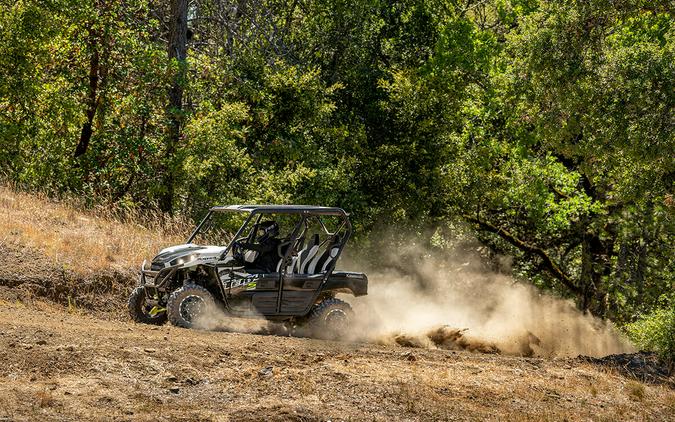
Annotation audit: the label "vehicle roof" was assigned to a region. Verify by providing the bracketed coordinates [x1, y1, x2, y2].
[210, 204, 349, 216]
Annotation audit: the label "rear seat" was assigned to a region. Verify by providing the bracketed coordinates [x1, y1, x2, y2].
[277, 234, 342, 275]
[293, 234, 320, 273]
[306, 235, 341, 274]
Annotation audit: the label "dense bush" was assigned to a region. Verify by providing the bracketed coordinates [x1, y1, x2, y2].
[626, 303, 675, 368]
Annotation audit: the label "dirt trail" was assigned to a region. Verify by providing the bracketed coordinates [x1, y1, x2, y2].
[0, 301, 673, 422]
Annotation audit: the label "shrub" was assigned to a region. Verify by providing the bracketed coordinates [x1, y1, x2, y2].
[626, 304, 675, 370]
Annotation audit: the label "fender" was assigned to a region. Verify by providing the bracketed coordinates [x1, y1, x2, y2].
[323, 271, 368, 296]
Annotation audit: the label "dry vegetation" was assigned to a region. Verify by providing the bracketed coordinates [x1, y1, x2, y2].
[0, 185, 186, 315]
[0, 185, 184, 273]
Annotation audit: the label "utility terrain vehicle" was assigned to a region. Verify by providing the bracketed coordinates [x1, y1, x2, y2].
[128, 205, 368, 338]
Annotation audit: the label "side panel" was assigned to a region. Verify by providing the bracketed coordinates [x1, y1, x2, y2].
[323, 272, 368, 296]
[218, 271, 281, 315]
[251, 273, 281, 314]
[279, 274, 324, 314]
[252, 292, 278, 314]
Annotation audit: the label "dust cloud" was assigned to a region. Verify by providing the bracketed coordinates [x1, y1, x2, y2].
[345, 245, 634, 358]
[191, 244, 633, 358]
[193, 305, 283, 335]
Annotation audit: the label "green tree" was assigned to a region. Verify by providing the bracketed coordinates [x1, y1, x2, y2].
[445, 0, 674, 318]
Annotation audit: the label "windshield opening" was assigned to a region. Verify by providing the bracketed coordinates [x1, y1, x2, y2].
[187, 211, 305, 248]
[188, 211, 249, 246]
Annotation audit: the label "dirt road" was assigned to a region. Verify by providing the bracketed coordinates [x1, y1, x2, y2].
[0, 301, 673, 421]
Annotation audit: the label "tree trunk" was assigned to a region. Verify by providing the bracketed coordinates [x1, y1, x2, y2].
[74, 28, 100, 158]
[633, 201, 654, 302]
[160, 0, 189, 214]
[579, 229, 616, 317]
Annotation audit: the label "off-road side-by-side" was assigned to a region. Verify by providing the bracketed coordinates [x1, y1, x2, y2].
[1, 301, 673, 422]
[128, 205, 368, 339]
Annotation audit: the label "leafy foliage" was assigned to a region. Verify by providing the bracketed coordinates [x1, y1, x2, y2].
[626, 301, 675, 365]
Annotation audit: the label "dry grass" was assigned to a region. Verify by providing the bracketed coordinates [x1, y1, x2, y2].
[0, 185, 186, 273]
[666, 392, 675, 412]
[589, 384, 598, 397]
[35, 389, 56, 408]
[625, 380, 646, 401]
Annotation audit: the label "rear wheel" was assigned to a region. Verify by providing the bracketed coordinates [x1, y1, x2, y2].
[128, 286, 167, 325]
[308, 298, 353, 340]
[167, 284, 217, 329]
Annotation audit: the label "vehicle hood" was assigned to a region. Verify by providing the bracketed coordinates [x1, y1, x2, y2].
[151, 244, 227, 269]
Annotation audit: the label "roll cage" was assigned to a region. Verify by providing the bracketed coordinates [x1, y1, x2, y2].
[187, 205, 352, 277]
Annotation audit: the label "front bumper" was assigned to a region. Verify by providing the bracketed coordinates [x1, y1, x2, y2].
[139, 269, 158, 286]
[139, 260, 165, 287]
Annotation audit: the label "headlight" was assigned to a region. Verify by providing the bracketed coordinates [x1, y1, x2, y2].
[170, 254, 197, 266]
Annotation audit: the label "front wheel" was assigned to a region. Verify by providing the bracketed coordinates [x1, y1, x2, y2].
[307, 298, 353, 340]
[167, 284, 217, 329]
[128, 286, 167, 325]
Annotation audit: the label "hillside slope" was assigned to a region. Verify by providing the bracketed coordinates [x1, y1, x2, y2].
[0, 186, 183, 316]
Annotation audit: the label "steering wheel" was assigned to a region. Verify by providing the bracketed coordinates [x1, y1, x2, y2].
[231, 239, 246, 261]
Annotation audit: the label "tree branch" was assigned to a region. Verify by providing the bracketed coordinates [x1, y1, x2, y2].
[463, 214, 581, 295]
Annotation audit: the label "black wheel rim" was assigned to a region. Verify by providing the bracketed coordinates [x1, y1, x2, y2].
[179, 295, 206, 323]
